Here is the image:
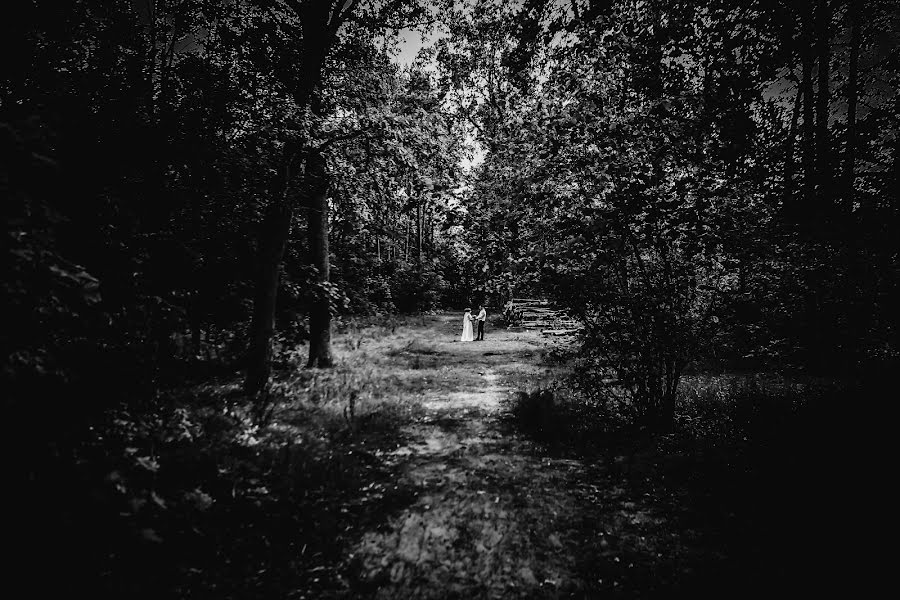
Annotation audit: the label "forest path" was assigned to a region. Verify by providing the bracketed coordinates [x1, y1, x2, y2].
[336, 314, 598, 599]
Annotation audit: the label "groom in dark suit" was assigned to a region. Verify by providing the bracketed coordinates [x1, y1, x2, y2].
[475, 305, 486, 340]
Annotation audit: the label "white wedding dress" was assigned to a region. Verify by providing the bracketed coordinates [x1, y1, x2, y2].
[460, 312, 474, 341]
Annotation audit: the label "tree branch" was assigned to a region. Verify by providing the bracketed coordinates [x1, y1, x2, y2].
[315, 123, 375, 151]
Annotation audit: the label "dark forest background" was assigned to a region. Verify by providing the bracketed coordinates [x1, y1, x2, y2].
[2, 0, 898, 597]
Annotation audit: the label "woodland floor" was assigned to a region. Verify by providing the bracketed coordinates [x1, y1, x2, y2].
[75, 313, 836, 599]
[249, 314, 829, 599]
[338, 318, 588, 598]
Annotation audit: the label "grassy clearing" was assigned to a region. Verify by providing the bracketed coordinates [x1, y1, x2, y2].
[84, 313, 564, 599]
[75, 312, 851, 598]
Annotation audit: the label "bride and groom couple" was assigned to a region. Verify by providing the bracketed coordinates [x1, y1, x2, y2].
[460, 305, 486, 342]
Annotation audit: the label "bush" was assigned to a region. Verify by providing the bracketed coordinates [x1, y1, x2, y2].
[508, 389, 559, 440]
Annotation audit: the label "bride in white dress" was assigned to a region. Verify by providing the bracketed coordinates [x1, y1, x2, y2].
[460, 308, 474, 342]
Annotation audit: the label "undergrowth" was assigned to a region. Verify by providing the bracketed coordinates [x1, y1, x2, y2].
[506, 370, 856, 595]
[12, 318, 451, 600]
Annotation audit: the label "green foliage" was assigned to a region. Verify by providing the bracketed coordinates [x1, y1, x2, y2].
[2, 0, 471, 401]
[2, 3, 468, 596]
[3, 0, 897, 594]
[452, 0, 900, 428]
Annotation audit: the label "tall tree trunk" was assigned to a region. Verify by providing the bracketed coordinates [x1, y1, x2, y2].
[815, 0, 832, 209]
[244, 195, 294, 393]
[812, 0, 833, 369]
[146, 1, 158, 117]
[843, 0, 860, 210]
[190, 290, 202, 355]
[404, 216, 410, 262]
[416, 198, 423, 267]
[891, 130, 900, 235]
[800, 16, 816, 212]
[242, 0, 339, 387]
[305, 148, 333, 368]
[428, 203, 434, 249]
[784, 73, 803, 210]
[843, 0, 863, 348]
[657, 358, 680, 433]
[895, 135, 900, 207]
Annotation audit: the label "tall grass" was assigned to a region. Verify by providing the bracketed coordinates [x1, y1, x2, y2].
[508, 371, 845, 454]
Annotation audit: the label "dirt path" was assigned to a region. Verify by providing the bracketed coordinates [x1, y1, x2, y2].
[338, 315, 595, 599]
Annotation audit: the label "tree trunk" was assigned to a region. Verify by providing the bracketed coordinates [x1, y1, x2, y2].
[800, 17, 816, 212]
[843, 0, 860, 210]
[416, 199, 423, 267]
[404, 215, 410, 262]
[244, 199, 293, 393]
[891, 131, 900, 234]
[815, 0, 832, 209]
[784, 73, 803, 210]
[842, 0, 864, 352]
[895, 135, 900, 206]
[242, 0, 350, 384]
[428, 203, 434, 249]
[305, 148, 333, 368]
[657, 359, 679, 433]
[190, 290, 202, 355]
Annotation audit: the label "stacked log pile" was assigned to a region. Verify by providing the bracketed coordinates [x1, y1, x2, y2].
[506, 298, 581, 336]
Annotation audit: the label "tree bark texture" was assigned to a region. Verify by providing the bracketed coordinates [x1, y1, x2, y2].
[815, 0, 832, 207]
[243, 1, 342, 389]
[304, 148, 333, 368]
[800, 15, 816, 213]
[244, 198, 294, 393]
[784, 74, 803, 210]
[843, 0, 860, 209]
[404, 216, 410, 262]
[416, 198, 423, 267]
